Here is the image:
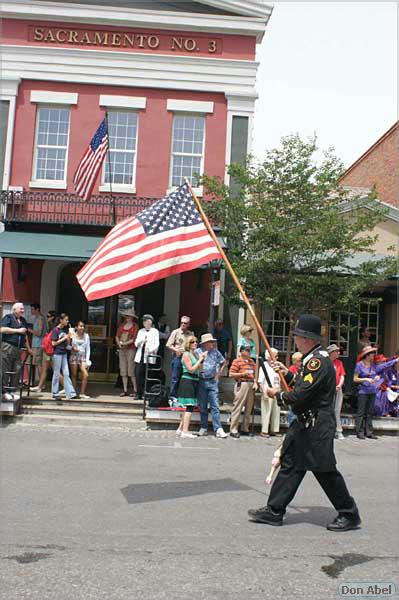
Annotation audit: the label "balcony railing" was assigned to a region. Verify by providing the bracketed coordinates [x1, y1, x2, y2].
[0, 191, 158, 227]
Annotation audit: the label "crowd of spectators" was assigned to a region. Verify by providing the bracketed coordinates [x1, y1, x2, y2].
[1, 304, 398, 440]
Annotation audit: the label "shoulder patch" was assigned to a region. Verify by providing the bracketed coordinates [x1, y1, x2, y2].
[320, 350, 329, 357]
[307, 358, 321, 371]
[303, 373, 314, 384]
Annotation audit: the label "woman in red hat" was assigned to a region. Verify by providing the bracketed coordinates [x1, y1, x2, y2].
[353, 346, 398, 439]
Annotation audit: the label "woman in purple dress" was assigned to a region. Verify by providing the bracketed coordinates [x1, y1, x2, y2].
[374, 358, 399, 417]
[353, 346, 398, 439]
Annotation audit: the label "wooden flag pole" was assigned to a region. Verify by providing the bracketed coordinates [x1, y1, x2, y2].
[185, 179, 289, 391]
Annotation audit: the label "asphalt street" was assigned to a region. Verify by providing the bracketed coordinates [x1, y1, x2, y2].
[0, 423, 398, 600]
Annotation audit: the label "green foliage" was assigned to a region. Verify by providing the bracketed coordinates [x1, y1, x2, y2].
[201, 134, 397, 323]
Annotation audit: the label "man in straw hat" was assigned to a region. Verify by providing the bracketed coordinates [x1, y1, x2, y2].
[196, 333, 228, 438]
[248, 314, 362, 531]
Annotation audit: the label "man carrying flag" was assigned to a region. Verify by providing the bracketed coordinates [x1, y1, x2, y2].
[74, 119, 109, 202]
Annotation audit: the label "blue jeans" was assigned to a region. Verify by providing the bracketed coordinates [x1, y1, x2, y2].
[198, 379, 222, 432]
[52, 354, 76, 399]
[287, 410, 296, 425]
[170, 355, 182, 398]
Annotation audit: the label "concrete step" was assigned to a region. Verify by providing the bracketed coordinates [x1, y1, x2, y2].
[11, 413, 146, 429]
[22, 403, 143, 418]
[24, 396, 144, 409]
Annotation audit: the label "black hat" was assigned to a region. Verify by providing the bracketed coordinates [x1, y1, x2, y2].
[239, 344, 251, 352]
[293, 314, 322, 340]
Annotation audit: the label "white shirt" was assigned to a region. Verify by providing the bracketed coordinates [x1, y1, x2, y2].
[134, 327, 160, 364]
[258, 360, 281, 391]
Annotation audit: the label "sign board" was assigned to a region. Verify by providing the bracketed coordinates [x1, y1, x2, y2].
[87, 324, 107, 339]
[212, 281, 220, 306]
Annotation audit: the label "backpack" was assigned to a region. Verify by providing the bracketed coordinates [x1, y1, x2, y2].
[42, 330, 54, 356]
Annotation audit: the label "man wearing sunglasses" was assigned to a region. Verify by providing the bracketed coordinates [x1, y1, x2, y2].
[166, 316, 193, 401]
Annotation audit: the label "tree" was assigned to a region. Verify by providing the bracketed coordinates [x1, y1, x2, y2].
[201, 135, 397, 359]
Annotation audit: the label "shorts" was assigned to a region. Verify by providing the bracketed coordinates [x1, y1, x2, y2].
[32, 347, 43, 366]
[119, 348, 135, 377]
[70, 352, 85, 366]
[42, 351, 52, 362]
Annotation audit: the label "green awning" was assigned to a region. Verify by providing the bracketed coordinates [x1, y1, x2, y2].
[0, 231, 102, 261]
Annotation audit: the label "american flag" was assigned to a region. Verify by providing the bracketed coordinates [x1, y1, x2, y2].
[77, 183, 222, 301]
[73, 119, 109, 201]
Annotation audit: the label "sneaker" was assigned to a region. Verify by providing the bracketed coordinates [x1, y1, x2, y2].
[69, 395, 78, 400]
[335, 432, 345, 440]
[80, 394, 91, 399]
[197, 428, 208, 437]
[175, 427, 182, 437]
[11, 392, 21, 401]
[181, 432, 197, 439]
[3, 392, 13, 401]
[215, 428, 228, 438]
[59, 389, 66, 397]
[30, 386, 43, 393]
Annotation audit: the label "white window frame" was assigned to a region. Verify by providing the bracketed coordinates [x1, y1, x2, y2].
[263, 309, 290, 354]
[166, 99, 214, 197]
[329, 310, 350, 357]
[99, 109, 139, 194]
[358, 299, 381, 346]
[30, 104, 71, 189]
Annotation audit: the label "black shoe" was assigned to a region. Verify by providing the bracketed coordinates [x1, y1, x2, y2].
[240, 431, 250, 436]
[356, 433, 365, 439]
[366, 434, 378, 440]
[327, 510, 361, 532]
[230, 432, 240, 439]
[248, 505, 283, 526]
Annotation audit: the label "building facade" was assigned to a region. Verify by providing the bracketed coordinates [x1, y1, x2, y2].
[0, 0, 272, 378]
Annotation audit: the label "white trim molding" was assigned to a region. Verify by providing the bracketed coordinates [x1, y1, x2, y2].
[99, 95, 146, 109]
[29, 180, 67, 189]
[30, 90, 78, 104]
[167, 99, 214, 113]
[99, 184, 136, 194]
[2, 1, 270, 42]
[0, 78, 20, 190]
[2, 45, 259, 96]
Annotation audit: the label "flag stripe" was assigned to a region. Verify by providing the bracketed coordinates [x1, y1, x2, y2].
[79, 237, 218, 292]
[84, 247, 222, 299]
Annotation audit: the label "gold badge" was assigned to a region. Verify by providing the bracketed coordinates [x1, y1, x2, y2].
[304, 373, 314, 384]
[307, 358, 321, 371]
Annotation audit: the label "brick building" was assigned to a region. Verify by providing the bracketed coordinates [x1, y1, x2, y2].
[0, 0, 272, 379]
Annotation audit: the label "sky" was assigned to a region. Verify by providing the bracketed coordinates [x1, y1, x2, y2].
[253, 2, 398, 169]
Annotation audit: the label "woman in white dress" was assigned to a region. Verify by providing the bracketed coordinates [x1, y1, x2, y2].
[70, 321, 91, 399]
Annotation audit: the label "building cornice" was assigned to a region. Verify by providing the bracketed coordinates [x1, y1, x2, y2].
[195, 0, 273, 19]
[2, 44, 259, 96]
[1, 0, 269, 42]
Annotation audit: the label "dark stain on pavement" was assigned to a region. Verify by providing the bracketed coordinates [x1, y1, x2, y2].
[4, 552, 52, 564]
[321, 553, 374, 578]
[121, 478, 253, 504]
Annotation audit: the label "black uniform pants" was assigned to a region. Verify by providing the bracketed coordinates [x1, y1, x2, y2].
[267, 443, 357, 516]
[356, 393, 375, 436]
[135, 362, 146, 400]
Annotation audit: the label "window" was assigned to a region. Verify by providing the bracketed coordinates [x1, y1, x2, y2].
[32, 106, 70, 183]
[329, 310, 350, 357]
[103, 111, 138, 190]
[170, 114, 205, 188]
[263, 309, 290, 353]
[358, 299, 380, 346]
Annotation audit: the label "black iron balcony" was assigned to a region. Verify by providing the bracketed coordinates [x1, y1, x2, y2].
[0, 191, 158, 227]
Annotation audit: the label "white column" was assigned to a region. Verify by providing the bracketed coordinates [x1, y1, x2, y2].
[224, 93, 257, 184]
[0, 78, 20, 190]
[40, 260, 67, 316]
